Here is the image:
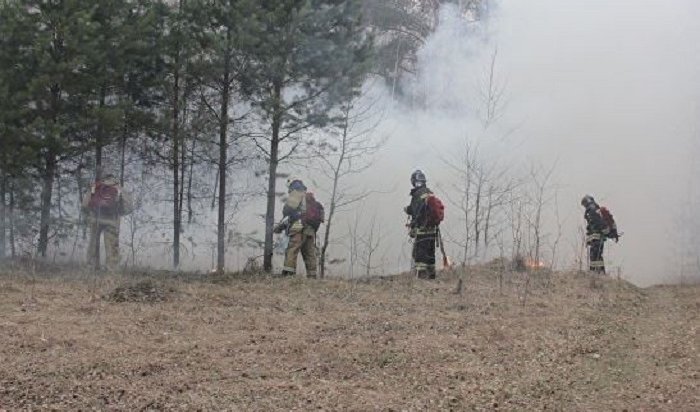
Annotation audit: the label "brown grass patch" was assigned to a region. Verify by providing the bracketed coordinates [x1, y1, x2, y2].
[106, 279, 173, 304]
[0, 267, 697, 410]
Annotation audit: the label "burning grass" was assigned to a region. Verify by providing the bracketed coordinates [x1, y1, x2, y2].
[0, 266, 697, 410]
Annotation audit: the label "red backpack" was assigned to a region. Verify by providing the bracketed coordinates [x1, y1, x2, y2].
[302, 193, 325, 230]
[425, 194, 445, 226]
[599, 206, 618, 239]
[88, 182, 120, 215]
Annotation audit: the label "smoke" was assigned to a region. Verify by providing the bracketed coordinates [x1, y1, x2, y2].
[482, 0, 700, 285]
[334, 0, 700, 285]
[65, 0, 698, 286]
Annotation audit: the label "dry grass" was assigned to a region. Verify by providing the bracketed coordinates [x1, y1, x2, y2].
[0, 266, 698, 411]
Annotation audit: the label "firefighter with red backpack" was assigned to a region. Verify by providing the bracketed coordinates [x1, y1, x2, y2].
[81, 168, 133, 270]
[404, 170, 445, 279]
[581, 194, 619, 274]
[275, 178, 324, 278]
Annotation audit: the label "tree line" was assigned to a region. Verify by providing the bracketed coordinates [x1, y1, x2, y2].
[2, 0, 526, 277]
[0, 0, 379, 273]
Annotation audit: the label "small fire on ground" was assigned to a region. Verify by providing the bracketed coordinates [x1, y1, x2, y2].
[525, 258, 547, 269]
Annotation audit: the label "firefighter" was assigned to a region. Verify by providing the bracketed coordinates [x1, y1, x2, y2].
[581, 194, 609, 273]
[405, 170, 437, 279]
[82, 168, 132, 270]
[276, 178, 319, 278]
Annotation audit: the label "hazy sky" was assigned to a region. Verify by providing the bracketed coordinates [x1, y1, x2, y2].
[494, 0, 700, 284]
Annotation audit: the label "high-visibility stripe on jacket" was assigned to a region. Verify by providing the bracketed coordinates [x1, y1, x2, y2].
[415, 227, 437, 236]
[586, 233, 602, 243]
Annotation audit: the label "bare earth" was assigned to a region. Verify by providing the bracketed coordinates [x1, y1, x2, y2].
[0, 268, 698, 411]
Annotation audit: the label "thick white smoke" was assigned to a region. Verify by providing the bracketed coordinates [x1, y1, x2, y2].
[110, 1, 700, 286]
[338, 0, 700, 285]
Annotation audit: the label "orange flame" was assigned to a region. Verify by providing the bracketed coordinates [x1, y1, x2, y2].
[525, 258, 546, 269]
[442, 255, 454, 270]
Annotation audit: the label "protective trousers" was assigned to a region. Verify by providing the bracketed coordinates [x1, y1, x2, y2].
[413, 232, 436, 279]
[283, 227, 318, 278]
[588, 239, 605, 273]
[87, 219, 120, 270]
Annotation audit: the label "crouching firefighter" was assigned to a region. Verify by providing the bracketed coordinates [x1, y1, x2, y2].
[405, 170, 445, 279]
[581, 194, 619, 274]
[275, 178, 325, 278]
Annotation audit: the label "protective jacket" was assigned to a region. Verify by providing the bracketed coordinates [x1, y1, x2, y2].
[282, 181, 309, 234]
[584, 202, 608, 273]
[81, 176, 132, 269]
[81, 176, 132, 223]
[584, 203, 610, 243]
[405, 185, 436, 233]
[281, 180, 317, 277]
[405, 184, 437, 278]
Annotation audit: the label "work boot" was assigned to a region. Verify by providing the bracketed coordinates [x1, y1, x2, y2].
[274, 270, 295, 278]
[306, 271, 317, 279]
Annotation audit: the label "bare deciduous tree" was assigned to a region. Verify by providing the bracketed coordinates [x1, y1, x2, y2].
[524, 162, 556, 268]
[347, 211, 387, 279]
[312, 88, 386, 278]
[478, 47, 507, 129]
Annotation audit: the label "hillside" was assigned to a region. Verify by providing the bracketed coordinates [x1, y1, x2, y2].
[0, 267, 697, 410]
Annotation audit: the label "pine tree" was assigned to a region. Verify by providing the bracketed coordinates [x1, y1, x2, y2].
[151, 0, 199, 269]
[245, 0, 373, 273]
[3, 1, 102, 257]
[188, 0, 259, 274]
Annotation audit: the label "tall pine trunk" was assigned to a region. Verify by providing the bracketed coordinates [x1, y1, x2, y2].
[38, 76, 62, 258]
[169, 0, 187, 269]
[95, 84, 106, 178]
[120, 113, 128, 185]
[216, 34, 231, 274]
[186, 136, 196, 224]
[172, 54, 181, 269]
[93, 89, 104, 285]
[0, 162, 5, 259]
[38, 151, 57, 257]
[9, 181, 15, 258]
[263, 81, 282, 273]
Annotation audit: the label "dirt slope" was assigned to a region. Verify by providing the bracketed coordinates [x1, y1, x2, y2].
[0, 269, 697, 411]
